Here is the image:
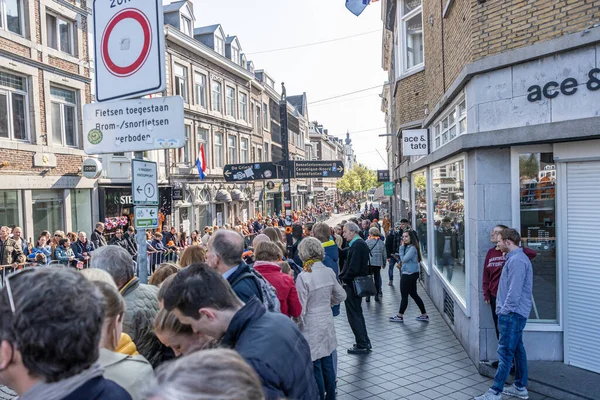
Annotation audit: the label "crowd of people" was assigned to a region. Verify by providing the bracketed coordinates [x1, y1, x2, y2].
[0, 197, 535, 400]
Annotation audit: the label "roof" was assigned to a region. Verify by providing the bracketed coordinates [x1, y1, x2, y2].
[163, 0, 187, 13]
[225, 35, 237, 45]
[194, 24, 221, 36]
[287, 93, 306, 115]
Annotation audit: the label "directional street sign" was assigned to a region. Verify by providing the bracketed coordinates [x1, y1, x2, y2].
[83, 96, 185, 155]
[292, 160, 345, 179]
[223, 162, 280, 182]
[93, 0, 166, 102]
[132, 159, 158, 205]
[134, 206, 159, 229]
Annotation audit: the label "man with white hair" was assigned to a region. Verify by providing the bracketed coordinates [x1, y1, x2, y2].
[340, 222, 372, 354]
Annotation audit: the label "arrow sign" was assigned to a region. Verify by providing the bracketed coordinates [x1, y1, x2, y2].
[223, 162, 279, 182]
[292, 160, 345, 179]
[134, 206, 159, 229]
[132, 159, 158, 205]
[136, 186, 142, 194]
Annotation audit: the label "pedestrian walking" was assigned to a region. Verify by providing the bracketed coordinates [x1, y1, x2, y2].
[365, 227, 386, 303]
[385, 224, 402, 286]
[389, 230, 428, 323]
[296, 237, 346, 400]
[475, 228, 533, 400]
[340, 222, 372, 354]
[162, 263, 319, 400]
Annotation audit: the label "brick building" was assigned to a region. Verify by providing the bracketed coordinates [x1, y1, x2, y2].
[0, 0, 95, 241]
[382, 0, 600, 378]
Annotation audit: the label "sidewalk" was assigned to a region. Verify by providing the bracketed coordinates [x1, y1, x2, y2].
[333, 279, 555, 400]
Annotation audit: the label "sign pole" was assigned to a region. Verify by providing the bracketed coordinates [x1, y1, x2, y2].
[280, 83, 294, 251]
[134, 151, 149, 284]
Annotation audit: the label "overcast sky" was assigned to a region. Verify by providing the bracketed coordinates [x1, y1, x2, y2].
[189, 0, 389, 170]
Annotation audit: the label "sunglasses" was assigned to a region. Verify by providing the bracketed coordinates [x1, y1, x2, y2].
[4, 267, 36, 314]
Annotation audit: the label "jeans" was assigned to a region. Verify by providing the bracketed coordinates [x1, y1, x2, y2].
[369, 266, 382, 295]
[491, 312, 528, 394]
[437, 254, 454, 281]
[399, 272, 426, 315]
[490, 295, 499, 339]
[314, 353, 336, 400]
[343, 283, 370, 348]
[387, 259, 396, 281]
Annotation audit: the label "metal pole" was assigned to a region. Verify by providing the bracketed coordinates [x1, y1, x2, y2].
[134, 151, 149, 284]
[280, 83, 293, 250]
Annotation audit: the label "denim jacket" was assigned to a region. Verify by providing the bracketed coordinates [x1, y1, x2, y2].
[55, 246, 75, 264]
[399, 245, 419, 274]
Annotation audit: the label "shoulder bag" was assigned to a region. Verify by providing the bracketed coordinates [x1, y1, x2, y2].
[353, 243, 377, 297]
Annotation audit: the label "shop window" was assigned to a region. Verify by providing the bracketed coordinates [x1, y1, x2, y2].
[50, 86, 77, 147]
[211, 80, 222, 112]
[47, 13, 74, 55]
[434, 99, 466, 149]
[33, 190, 64, 235]
[413, 170, 428, 268]
[0, 0, 24, 35]
[174, 63, 188, 103]
[0, 190, 20, 228]
[518, 152, 557, 322]
[432, 159, 466, 301]
[0, 71, 28, 142]
[396, 0, 423, 77]
[214, 132, 224, 168]
[70, 189, 91, 235]
[226, 86, 235, 117]
[194, 72, 207, 108]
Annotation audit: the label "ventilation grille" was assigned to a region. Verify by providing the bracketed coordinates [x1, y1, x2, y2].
[443, 289, 455, 324]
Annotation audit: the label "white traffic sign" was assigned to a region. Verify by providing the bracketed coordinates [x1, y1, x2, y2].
[93, 0, 165, 102]
[132, 159, 158, 205]
[83, 96, 185, 154]
[134, 206, 159, 229]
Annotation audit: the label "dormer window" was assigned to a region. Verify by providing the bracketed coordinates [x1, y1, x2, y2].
[231, 47, 239, 65]
[215, 35, 224, 56]
[180, 15, 192, 36]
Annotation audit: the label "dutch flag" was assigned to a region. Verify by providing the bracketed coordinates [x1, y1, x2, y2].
[195, 143, 207, 180]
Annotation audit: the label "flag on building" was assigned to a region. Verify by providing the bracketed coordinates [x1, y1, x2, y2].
[195, 144, 207, 180]
[346, 0, 377, 16]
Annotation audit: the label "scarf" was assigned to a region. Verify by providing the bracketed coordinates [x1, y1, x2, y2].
[19, 363, 103, 400]
[302, 259, 317, 273]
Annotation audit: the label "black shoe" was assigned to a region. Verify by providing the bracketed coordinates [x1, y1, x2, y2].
[491, 361, 499, 368]
[347, 346, 371, 354]
[388, 281, 393, 286]
[365, 297, 370, 303]
[375, 295, 381, 302]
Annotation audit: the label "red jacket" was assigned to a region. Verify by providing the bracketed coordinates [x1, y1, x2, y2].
[254, 261, 302, 318]
[482, 246, 537, 301]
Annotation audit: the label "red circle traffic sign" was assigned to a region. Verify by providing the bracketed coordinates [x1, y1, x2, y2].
[101, 8, 152, 77]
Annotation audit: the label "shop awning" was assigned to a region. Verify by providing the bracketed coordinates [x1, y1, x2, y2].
[214, 189, 232, 203]
[231, 189, 246, 201]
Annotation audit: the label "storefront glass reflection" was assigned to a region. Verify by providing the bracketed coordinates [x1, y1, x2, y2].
[432, 160, 466, 301]
[413, 170, 428, 266]
[519, 152, 557, 322]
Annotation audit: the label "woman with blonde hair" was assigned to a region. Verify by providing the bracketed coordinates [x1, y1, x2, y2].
[144, 349, 264, 400]
[296, 237, 346, 400]
[149, 263, 179, 286]
[154, 308, 215, 357]
[178, 245, 206, 268]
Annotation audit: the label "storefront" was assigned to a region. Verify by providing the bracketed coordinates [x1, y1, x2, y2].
[405, 43, 600, 374]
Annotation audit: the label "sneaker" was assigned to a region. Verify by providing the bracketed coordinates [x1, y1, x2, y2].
[415, 315, 429, 321]
[473, 389, 501, 400]
[503, 384, 529, 399]
[347, 346, 371, 355]
[389, 315, 404, 323]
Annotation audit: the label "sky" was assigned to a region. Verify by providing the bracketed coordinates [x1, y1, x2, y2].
[189, 0, 389, 170]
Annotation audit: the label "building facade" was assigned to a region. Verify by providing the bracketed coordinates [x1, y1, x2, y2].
[309, 122, 346, 203]
[0, 0, 96, 242]
[382, 0, 600, 376]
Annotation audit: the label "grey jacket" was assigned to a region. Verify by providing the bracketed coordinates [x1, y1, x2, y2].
[98, 349, 153, 400]
[365, 238, 386, 267]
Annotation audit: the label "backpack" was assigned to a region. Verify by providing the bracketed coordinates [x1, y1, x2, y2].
[231, 269, 281, 313]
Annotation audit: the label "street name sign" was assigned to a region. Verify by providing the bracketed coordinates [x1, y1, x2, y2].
[132, 159, 158, 205]
[377, 170, 390, 182]
[134, 206, 159, 229]
[402, 129, 429, 156]
[223, 162, 280, 182]
[83, 96, 185, 155]
[93, 0, 166, 102]
[292, 161, 345, 179]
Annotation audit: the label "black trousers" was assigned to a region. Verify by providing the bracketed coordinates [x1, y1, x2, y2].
[343, 283, 371, 348]
[490, 295, 499, 339]
[369, 266, 382, 295]
[399, 272, 427, 315]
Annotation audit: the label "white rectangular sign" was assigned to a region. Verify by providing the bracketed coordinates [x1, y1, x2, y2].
[134, 206, 159, 229]
[83, 96, 185, 154]
[402, 129, 429, 156]
[93, 0, 166, 102]
[132, 159, 158, 205]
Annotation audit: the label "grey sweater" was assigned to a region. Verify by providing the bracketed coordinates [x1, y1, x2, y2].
[366, 238, 386, 267]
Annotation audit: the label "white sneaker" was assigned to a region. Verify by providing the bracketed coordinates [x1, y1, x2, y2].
[503, 384, 529, 399]
[473, 389, 501, 400]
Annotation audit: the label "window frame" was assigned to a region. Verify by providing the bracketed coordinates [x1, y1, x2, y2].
[174, 63, 188, 103]
[227, 134, 237, 164]
[180, 15, 192, 36]
[178, 124, 191, 165]
[211, 80, 222, 113]
[255, 104, 261, 132]
[396, 0, 424, 77]
[194, 72, 207, 108]
[213, 131, 224, 168]
[262, 102, 268, 129]
[46, 12, 75, 55]
[0, 0, 25, 36]
[0, 70, 29, 142]
[433, 96, 466, 150]
[232, 46, 239, 65]
[240, 137, 249, 163]
[215, 35, 225, 56]
[225, 86, 236, 117]
[411, 168, 429, 273]
[239, 92, 248, 121]
[50, 86, 78, 148]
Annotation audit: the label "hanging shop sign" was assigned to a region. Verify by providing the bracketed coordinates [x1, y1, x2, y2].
[402, 129, 428, 156]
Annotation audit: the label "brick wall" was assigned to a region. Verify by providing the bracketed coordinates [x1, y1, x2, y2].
[48, 56, 79, 75]
[38, 70, 46, 137]
[472, 0, 600, 61]
[0, 37, 30, 57]
[0, 150, 82, 175]
[394, 71, 426, 126]
[34, 0, 41, 44]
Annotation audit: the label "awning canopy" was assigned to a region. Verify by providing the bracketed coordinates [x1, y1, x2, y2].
[214, 189, 232, 203]
[231, 189, 246, 201]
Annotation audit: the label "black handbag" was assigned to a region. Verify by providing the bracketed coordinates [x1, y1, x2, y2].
[353, 275, 377, 297]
